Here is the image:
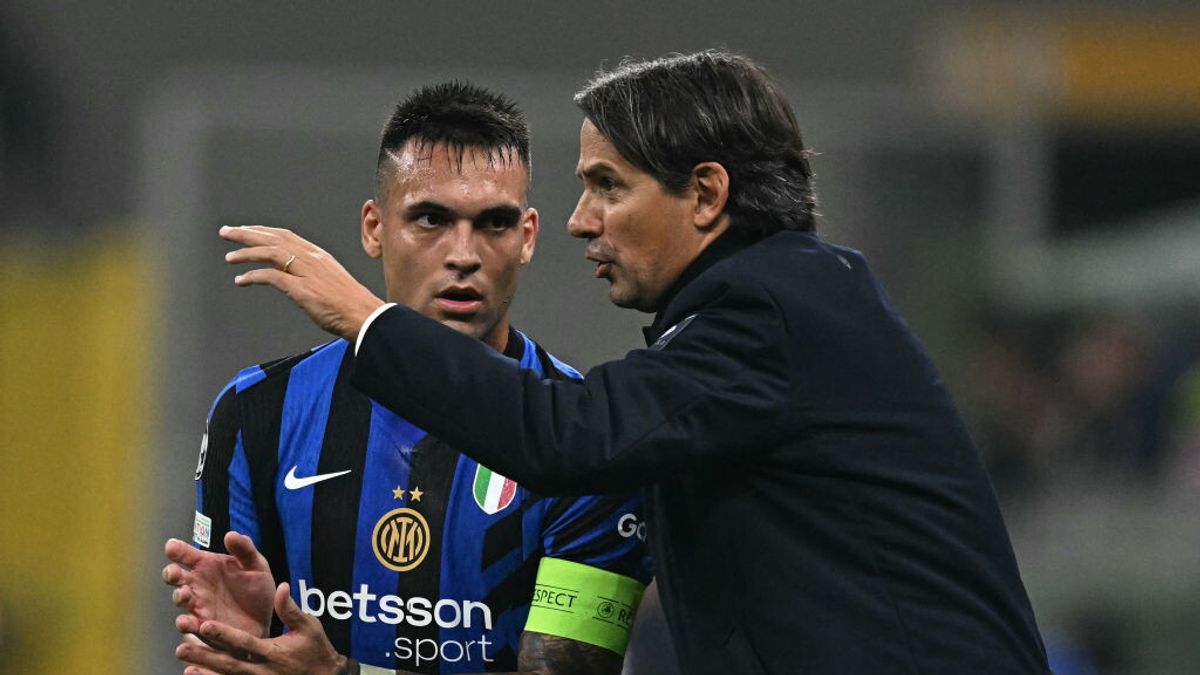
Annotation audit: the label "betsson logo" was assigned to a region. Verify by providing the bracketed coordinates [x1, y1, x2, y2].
[298, 580, 492, 629]
[299, 581, 497, 668]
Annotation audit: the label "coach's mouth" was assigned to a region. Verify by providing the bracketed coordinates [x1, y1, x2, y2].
[435, 286, 484, 314]
[586, 249, 615, 280]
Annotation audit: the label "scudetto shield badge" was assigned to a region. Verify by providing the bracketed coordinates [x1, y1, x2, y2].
[472, 464, 517, 515]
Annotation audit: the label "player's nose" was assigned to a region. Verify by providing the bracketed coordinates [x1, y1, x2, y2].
[445, 222, 482, 273]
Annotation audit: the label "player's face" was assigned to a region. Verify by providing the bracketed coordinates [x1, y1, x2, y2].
[361, 142, 537, 351]
[568, 120, 699, 313]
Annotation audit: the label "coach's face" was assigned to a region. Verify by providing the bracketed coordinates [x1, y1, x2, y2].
[360, 141, 537, 352]
[568, 120, 728, 313]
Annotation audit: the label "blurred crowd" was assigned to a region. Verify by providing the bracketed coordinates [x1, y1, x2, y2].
[962, 304, 1200, 674]
[966, 304, 1200, 505]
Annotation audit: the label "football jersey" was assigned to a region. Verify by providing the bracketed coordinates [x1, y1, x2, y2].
[192, 329, 649, 673]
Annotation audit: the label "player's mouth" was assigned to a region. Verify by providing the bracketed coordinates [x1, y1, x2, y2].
[434, 286, 484, 314]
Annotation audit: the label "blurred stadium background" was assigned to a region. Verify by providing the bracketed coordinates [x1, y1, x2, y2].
[2, 2, 1199, 673]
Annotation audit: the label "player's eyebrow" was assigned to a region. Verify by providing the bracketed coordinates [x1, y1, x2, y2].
[475, 205, 524, 223]
[408, 200, 453, 213]
[404, 200, 523, 222]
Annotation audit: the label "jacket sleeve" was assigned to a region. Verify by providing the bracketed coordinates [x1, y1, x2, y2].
[352, 281, 792, 495]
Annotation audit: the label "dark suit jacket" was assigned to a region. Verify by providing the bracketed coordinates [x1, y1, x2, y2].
[354, 230, 1050, 674]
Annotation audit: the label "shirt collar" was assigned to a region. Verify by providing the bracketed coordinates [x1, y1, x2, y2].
[642, 231, 753, 345]
[502, 326, 525, 360]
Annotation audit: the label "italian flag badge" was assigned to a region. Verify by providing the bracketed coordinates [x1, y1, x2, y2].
[473, 464, 517, 514]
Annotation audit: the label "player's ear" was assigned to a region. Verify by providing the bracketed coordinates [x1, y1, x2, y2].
[361, 199, 383, 259]
[519, 207, 539, 266]
[691, 162, 730, 232]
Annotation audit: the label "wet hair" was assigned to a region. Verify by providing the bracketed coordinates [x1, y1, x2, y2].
[376, 81, 530, 200]
[574, 50, 818, 237]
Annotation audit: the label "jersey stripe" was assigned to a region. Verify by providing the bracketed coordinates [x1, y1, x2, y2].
[350, 403, 425, 666]
[228, 435, 261, 545]
[199, 385, 239, 552]
[236, 364, 292, 636]
[311, 343, 373, 652]
[277, 342, 344, 626]
[397, 435, 462, 673]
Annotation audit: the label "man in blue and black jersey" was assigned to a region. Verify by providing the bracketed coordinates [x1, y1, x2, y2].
[163, 82, 649, 674]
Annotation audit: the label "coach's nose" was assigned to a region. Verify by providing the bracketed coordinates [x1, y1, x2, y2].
[567, 191, 601, 240]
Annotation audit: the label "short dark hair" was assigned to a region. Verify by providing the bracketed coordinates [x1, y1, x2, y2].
[574, 50, 817, 237]
[376, 81, 530, 199]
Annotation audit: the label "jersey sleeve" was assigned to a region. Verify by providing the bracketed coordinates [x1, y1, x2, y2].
[519, 492, 651, 654]
[540, 492, 650, 583]
[193, 378, 261, 553]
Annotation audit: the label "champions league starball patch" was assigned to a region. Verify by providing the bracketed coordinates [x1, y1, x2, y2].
[193, 426, 209, 480]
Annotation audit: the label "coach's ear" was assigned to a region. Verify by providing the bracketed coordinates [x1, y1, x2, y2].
[691, 162, 730, 233]
[361, 199, 383, 259]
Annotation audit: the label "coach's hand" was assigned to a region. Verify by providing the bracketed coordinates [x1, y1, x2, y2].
[165, 532, 275, 640]
[221, 225, 384, 342]
[176, 581, 348, 675]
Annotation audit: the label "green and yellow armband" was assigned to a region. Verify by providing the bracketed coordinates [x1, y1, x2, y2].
[523, 557, 646, 655]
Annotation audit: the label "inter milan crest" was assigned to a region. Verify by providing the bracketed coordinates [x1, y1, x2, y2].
[372, 507, 431, 572]
[473, 464, 517, 515]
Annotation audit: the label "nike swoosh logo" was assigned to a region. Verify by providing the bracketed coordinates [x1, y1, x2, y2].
[283, 466, 352, 490]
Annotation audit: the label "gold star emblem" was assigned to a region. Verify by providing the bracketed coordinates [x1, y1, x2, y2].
[409, 486, 424, 502]
[392, 486, 405, 500]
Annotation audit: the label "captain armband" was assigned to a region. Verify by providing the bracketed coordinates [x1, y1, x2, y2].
[524, 557, 646, 655]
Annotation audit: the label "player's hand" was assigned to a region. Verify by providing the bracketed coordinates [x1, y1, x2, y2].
[164, 531, 275, 639]
[175, 582, 348, 675]
[220, 225, 384, 342]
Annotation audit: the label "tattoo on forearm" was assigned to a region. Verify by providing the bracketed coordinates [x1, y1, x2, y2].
[517, 631, 624, 675]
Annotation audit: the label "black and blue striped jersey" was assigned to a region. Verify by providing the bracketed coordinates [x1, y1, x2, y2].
[192, 329, 650, 673]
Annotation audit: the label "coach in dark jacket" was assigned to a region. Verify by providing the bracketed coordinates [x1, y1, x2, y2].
[224, 51, 1050, 674]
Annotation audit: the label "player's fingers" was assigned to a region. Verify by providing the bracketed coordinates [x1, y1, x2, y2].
[179, 617, 226, 652]
[224, 532, 268, 571]
[182, 666, 223, 675]
[274, 582, 312, 633]
[224, 245, 290, 269]
[166, 538, 204, 568]
[163, 562, 187, 587]
[197, 620, 268, 661]
[172, 585, 194, 608]
[177, 613, 202, 635]
[176, 639, 259, 675]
